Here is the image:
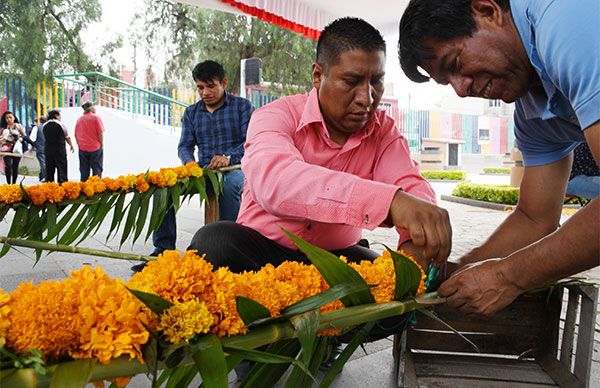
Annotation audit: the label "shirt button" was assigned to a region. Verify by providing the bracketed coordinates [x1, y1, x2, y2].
[364, 214, 369, 224]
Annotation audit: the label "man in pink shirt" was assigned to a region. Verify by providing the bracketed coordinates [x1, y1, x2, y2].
[190, 17, 451, 273]
[74, 101, 104, 181]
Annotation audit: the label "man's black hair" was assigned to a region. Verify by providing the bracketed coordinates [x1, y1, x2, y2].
[316, 17, 386, 72]
[192, 60, 226, 83]
[398, 0, 510, 83]
[47, 109, 61, 120]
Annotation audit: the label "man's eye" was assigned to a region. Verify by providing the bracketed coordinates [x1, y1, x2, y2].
[344, 79, 358, 86]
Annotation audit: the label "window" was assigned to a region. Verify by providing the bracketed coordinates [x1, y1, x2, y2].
[478, 128, 490, 144]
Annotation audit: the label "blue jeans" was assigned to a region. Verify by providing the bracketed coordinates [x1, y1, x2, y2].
[566, 175, 600, 199]
[35, 150, 46, 181]
[152, 169, 244, 254]
[79, 148, 103, 181]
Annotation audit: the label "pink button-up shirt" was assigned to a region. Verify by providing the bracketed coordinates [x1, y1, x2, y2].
[237, 89, 436, 250]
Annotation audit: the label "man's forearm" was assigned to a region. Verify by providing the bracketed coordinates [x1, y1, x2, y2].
[461, 207, 559, 265]
[503, 197, 599, 291]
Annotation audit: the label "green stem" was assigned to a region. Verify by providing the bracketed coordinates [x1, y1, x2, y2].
[0, 236, 153, 262]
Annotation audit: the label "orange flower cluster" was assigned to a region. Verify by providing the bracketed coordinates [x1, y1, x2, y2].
[3, 267, 149, 364]
[0, 162, 204, 207]
[128, 249, 426, 338]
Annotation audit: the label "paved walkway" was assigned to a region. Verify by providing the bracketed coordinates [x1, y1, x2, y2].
[0, 175, 598, 387]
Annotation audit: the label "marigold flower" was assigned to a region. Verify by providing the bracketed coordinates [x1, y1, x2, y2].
[25, 185, 47, 205]
[61, 181, 81, 200]
[134, 174, 150, 193]
[158, 300, 213, 343]
[185, 162, 203, 178]
[0, 184, 23, 204]
[0, 288, 11, 340]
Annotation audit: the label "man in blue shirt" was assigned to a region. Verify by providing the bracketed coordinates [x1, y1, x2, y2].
[132, 60, 254, 271]
[398, 0, 599, 315]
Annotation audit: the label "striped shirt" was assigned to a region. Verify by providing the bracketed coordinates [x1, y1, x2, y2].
[177, 93, 254, 166]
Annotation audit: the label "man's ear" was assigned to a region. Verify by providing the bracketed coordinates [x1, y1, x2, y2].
[312, 63, 323, 89]
[221, 77, 228, 89]
[471, 0, 504, 27]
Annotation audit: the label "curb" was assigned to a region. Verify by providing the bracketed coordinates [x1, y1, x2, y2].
[440, 195, 515, 211]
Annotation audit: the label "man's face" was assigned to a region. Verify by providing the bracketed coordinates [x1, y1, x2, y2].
[313, 49, 385, 144]
[196, 78, 226, 108]
[419, 10, 535, 103]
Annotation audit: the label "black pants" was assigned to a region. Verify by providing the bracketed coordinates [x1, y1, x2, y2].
[45, 152, 68, 183]
[3, 156, 20, 184]
[188, 221, 379, 273]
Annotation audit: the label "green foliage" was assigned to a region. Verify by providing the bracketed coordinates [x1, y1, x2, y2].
[483, 167, 511, 174]
[0, 0, 103, 88]
[421, 170, 467, 181]
[452, 182, 519, 205]
[137, 1, 316, 92]
[0, 346, 46, 375]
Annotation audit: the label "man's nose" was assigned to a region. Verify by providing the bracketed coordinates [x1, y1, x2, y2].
[355, 82, 374, 108]
[449, 75, 472, 98]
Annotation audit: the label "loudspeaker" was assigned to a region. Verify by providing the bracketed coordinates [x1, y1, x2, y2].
[244, 58, 262, 85]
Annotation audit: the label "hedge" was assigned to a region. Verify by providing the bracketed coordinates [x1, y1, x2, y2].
[421, 170, 467, 181]
[483, 167, 511, 174]
[452, 182, 519, 205]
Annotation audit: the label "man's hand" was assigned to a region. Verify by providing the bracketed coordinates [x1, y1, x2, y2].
[69, 145, 74, 153]
[437, 258, 524, 316]
[389, 190, 452, 266]
[207, 154, 230, 170]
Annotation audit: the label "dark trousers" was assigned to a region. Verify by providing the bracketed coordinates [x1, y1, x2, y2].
[152, 169, 244, 254]
[3, 156, 20, 184]
[188, 221, 379, 273]
[45, 152, 68, 183]
[35, 150, 46, 181]
[79, 148, 103, 181]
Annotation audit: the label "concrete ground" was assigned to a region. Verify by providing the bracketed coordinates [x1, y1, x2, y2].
[0, 174, 598, 387]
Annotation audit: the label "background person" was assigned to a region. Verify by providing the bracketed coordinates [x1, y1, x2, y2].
[132, 60, 254, 272]
[29, 115, 47, 182]
[43, 109, 74, 183]
[0, 111, 31, 184]
[74, 101, 105, 181]
[399, 0, 600, 315]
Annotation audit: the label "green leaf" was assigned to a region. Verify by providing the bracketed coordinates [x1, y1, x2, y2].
[120, 193, 142, 247]
[46, 203, 58, 239]
[85, 193, 121, 239]
[57, 205, 89, 245]
[170, 183, 182, 212]
[236, 340, 302, 388]
[165, 346, 186, 369]
[165, 364, 196, 388]
[236, 296, 271, 326]
[282, 283, 373, 316]
[49, 359, 93, 388]
[192, 334, 228, 388]
[44, 203, 80, 242]
[132, 188, 155, 245]
[0, 206, 27, 256]
[128, 288, 173, 314]
[107, 192, 127, 240]
[319, 321, 376, 387]
[206, 170, 221, 196]
[290, 310, 319, 366]
[285, 336, 328, 388]
[283, 229, 374, 306]
[383, 245, 422, 299]
[0, 204, 10, 221]
[193, 177, 208, 203]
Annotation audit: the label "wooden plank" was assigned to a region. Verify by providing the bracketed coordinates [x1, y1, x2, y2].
[559, 291, 578, 368]
[204, 189, 219, 225]
[538, 354, 584, 388]
[415, 377, 557, 387]
[407, 330, 540, 356]
[412, 354, 556, 385]
[573, 286, 598, 385]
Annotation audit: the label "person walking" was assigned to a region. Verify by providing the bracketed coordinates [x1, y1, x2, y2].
[43, 109, 74, 183]
[0, 111, 31, 184]
[74, 101, 104, 181]
[29, 116, 47, 182]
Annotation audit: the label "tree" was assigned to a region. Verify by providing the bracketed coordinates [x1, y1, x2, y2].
[0, 0, 114, 89]
[137, 0, 316, 94]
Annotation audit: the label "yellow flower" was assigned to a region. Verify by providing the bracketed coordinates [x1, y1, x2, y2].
[0, 288, 11, 341]
[185, 162, 203, 178]
[81, 182, 96, 197]
[102, 177, 120, 192]
[134, 174, 149, 193]
[25, 185, 47, 205]
[158, 300, 213, 343]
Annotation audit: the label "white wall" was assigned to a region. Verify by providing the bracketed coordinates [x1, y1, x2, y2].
[59, 107, 181, 180]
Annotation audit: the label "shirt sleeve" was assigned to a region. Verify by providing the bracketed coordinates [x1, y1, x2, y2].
[30, 126, 37, 142]
[177, 106, 197, 165]
[535, 0, 600, 129]
[242, 104, 423, 232]
[228, 99, 254, 164]
[95, 116, 105, 135]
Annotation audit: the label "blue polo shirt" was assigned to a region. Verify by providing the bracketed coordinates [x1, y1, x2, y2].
[511, 0, 600, 166]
